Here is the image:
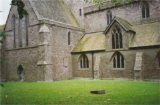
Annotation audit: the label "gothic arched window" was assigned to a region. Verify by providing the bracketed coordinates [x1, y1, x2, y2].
[157, 52, 160, 68]
[112, 25, 123, 49]
[112, 52, 124, 68]
[12, 15, 16, 48]
[142, 1, 150, 18]
[79, 54, 89, 68]
[19, 15, 29, 47]
[107, 10, 112, 25]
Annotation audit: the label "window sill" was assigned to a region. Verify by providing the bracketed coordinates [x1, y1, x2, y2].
[109, 49, 127, 51]
[112, 68, 125, 70]
[5, 45, 38, 51]
[78, 68, 90, 71]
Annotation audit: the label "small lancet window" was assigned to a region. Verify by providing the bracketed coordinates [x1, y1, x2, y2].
[142, 1, 150, 18]
[79, 54, 89, 69]
[107, 10, 112, 25]
[113, 52, 124, 68]
[79, 9, 82, 16]
[68, 31, 71, 45]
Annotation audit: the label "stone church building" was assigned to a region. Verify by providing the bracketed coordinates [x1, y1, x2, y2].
[0, 0, 160, 81]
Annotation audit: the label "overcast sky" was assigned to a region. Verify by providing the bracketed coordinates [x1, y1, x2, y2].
[0, 0, 12, 25]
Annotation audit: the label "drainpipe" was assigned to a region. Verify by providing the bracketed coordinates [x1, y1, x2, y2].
[92, 52, 94, 79]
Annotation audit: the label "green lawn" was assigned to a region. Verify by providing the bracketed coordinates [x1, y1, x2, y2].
[0, 80, 160, 105]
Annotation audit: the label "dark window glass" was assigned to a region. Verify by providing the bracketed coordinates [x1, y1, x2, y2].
[113, 57, 116, 68]
[113, 52, 124, 68]
[107, 10, 112, 25]
[68, 31, 70, 45]
[142, 2, 150, 18]
[80, 54, 89, 68]
[112, 34, 115, 49]
[112, 25, 123, 49]
[79, 9, 82, 16]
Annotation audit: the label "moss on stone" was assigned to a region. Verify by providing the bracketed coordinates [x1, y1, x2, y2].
[60, 0, 80, 27]
[72, 32, 106, 52]
[130, 22, 160, 47]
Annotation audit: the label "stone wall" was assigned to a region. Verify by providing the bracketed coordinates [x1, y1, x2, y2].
[64, 0, 85, 28]
[72, 48, 160, 80]
[49, 24, 84, 80]
[72, 53, 93, 78]
[84, 1, 160, 33]
[2, 0, 41, 81]
[2, 47, 39, 81]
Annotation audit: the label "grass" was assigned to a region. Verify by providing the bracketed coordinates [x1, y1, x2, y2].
[0, 80, 160, 105]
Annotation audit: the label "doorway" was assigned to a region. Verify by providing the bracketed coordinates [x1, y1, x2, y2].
[17, 64, 25, 81]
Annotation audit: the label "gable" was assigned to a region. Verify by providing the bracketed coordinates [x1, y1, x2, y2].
[104, 17, 135, 34]
[29, 0, 79, 27]
[104, 17, 160, 48]
[5, 0, 80, 31]
[4, 0, 39, 31]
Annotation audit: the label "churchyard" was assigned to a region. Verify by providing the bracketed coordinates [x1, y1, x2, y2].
[0, 80, 160, 105]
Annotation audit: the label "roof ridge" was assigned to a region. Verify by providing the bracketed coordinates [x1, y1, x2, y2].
[104, 16, 135, 34]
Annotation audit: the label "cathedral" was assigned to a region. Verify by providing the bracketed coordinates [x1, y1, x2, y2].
[0, 0, 160, 81]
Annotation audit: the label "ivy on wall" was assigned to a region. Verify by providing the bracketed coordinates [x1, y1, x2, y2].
[93, 0, 133, 6]
[0, 32, 5, 43]
[11, 0, 28, 19]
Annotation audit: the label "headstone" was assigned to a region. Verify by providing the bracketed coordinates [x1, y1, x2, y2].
[90, 90, 105, 94]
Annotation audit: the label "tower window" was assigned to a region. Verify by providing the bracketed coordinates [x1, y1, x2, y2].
[79, 54, 89, 69]
[142, 1, 150, 18]
[111, 25, 123, 49]
[112, 52, 124, 68]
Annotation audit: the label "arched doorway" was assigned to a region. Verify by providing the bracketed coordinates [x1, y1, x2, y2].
[17, 64, 25, 81]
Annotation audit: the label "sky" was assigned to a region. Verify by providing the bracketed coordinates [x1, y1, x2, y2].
[0, 0, 12, 25]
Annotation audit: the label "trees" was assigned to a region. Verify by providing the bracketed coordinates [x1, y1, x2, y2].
[11, 0, 28, 19]
[93, 0, 132, 6]
[0, 25, 4, 43]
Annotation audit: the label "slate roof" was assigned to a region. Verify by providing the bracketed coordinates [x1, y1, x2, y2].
[130, 22, 160, 47]
[29, 0, 79, 27]
[72, 32, 106, 53]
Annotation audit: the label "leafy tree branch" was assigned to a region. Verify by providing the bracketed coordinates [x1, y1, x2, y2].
[93, 0, 133, 6]
[11, 0, 28, 19]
